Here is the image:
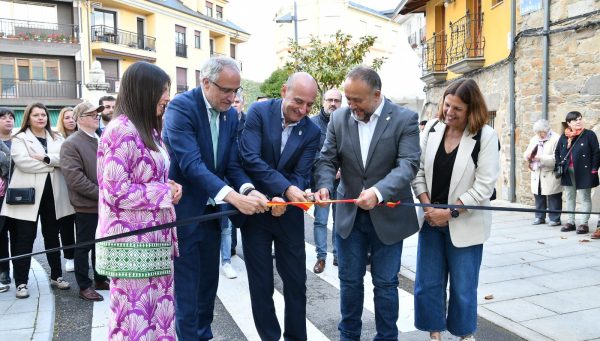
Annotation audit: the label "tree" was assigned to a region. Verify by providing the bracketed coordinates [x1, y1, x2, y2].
[259, 68, 289, 99]
[241, 78, 263, 109]
[284, 30, 385, 96]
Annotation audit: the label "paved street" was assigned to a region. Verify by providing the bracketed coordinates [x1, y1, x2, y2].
[2, 200, 600, 340]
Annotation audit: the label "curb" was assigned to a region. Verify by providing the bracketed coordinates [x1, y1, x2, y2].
[30, 258, 55, 341]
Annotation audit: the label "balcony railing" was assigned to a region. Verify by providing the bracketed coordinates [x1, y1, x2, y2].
[421, 32, 447, 74]
[0, 17, 78, 43]
[91, 25, 156, 51]
[447, 11, 485, 66]
[175, 43, 187, 57]
[176, 85, 188, 93]
[0, 78, 78, 99]
[105, 76, 120, 93]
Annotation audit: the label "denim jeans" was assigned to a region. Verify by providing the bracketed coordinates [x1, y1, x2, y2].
[220, 218, 232, 265]
[336, 209, 403, 341]
[534, 193, 562, 222]
[414, 223, 483, 337]
[313, 204, 336, 260]
[564, 168, 592, 225]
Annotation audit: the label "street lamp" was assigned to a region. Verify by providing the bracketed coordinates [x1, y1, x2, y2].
[275, 0, 298, 43]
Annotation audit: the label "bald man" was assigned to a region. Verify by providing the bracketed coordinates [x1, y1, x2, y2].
[239, 72, 321, 341]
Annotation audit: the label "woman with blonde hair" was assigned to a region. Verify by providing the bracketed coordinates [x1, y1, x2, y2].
[412, 79, 500, 341]
[56, 106, 77, 138]
[1, 102, 75, 299]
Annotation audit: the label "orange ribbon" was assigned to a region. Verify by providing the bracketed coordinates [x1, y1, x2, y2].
[266, 199, 401, 211]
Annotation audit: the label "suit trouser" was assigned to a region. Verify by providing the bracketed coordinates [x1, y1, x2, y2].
[0, 198, 10, 273]
[59, 214, 75, 260]
[174, 205, 221, 341]
[241, 215, 307, 341]
[10, 176, 63, 286]
[74, 213, 107, 290]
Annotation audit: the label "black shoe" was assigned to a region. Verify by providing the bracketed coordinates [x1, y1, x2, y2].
[231, 248, 237, 256]
[532, 218, 546, 225]
[561, 223, 576, 232]
[0, 271, 11, 285]
[333, 258, 338, 266]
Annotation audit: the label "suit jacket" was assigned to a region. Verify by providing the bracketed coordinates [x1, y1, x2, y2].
[163, 87, 251, 234]
[412, 120, 500, 247]
[314, 100, 421, 245]
[1, 129, 74, 221]
[239, 99, 320, 229]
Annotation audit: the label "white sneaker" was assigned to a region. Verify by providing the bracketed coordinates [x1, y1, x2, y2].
[460, 336, 476, 341]
[222, 263, 237, 279]
[50, 277, 71, 290]
[16, 284, 29, 298]
[65, 259, 75, 272]
[0, 283, 9, 293]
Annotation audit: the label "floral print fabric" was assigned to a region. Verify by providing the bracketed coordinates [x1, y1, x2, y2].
[97, 115, 177, 341]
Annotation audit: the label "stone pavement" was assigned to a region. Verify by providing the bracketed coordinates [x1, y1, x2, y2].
[400, 200, 600, 341]
[0, 258, 54, 341]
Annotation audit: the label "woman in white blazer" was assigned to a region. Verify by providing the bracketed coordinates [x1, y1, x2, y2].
[524, 119, 562, 226]
[411, 79, 500, 341]
[1, 103, 75, 299]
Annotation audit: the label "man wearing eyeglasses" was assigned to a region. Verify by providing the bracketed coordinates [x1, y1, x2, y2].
[60, 101, 109, 302]
[311, 89, 342, 274]
[163, 56, 269, 341]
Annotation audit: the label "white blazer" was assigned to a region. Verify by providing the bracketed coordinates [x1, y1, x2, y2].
[412, 120, 500, 247]
[1, 129, 75, 221]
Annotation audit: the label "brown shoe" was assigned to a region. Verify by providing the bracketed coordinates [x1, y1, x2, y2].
[94, 280, 110, 290]
[561, 223, 576, 232]
[313, 259, 325, 274]
[591, 228, 600, 239]
[79, 287, 104, 301]
[576, 224, 589, 234]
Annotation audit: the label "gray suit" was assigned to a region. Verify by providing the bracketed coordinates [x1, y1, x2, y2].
[315, 99, 421, 245]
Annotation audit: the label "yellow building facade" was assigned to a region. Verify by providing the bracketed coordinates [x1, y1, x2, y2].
[80, 0, 249, 99]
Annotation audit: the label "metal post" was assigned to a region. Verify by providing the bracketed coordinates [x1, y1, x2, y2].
[541, 0, 550, 120]
[509, 0, 517, 202]
[293, 1, 298, 43]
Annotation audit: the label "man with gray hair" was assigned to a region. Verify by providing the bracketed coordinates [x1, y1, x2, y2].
[163, 56, 269, 340]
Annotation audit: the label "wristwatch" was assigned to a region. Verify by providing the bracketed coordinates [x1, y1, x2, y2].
[450, 208, 460, 218]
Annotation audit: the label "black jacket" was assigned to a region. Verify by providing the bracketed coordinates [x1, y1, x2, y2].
[555, 129, 600, 189]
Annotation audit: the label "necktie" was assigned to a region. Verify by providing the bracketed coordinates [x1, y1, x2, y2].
[209, 108, 219, 168]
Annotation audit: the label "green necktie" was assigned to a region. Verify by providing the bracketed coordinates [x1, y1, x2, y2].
[209, 108, 219, 168]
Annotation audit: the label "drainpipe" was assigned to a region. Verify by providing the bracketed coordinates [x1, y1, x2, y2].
[509, 0, 517, 202]
[541, 0, 550, 119]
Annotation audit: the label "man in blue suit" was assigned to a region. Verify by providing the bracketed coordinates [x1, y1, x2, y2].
[163, 56, 269, 340]
[239, 72, 321, 341]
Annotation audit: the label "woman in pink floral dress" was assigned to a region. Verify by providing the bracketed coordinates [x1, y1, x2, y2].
[96, 61, 182, 341]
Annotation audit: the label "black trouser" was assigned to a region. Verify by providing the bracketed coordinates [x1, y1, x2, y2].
[10, 176, 63, 286]
[74, 212, 106, 290]
[0, 198, 10, 274]
[60, 214, 75, 260]
[535, 181, 563, 222]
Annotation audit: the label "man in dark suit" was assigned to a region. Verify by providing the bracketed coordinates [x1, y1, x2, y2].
[239, 72, 321, 341]
[163, 56, 269, 341]
[314, 66, 421, 340]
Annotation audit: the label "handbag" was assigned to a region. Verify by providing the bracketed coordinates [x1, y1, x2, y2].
[5, 143, 35, 205]
[554, 132, 584, 179]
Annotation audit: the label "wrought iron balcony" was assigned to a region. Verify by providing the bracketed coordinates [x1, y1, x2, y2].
[176, 43, 187, 57]
[0, 78, 78, 99]
[176, 85, 188, 93]
[105, 76, 120, 93]
[0, 17, 78, 43]
[447, 11, 485, 74]
[91, 25, 156, 52]
[420, 32, 448, 84]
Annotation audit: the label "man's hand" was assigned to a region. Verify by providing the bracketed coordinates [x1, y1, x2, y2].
[168, 180, 183, 205]
[355, 188, 378, 210]
[313, 188, 330, 207]
[248, 189, 269, 203]
[225, 191, 268, 215]
[285, 185, 309, 202]
[270, 197, 286, 217]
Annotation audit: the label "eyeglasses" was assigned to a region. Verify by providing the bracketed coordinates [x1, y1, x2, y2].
[81, 113, 101, 118]
[209, 80, 243, 95]
[324, 98, 341, 103]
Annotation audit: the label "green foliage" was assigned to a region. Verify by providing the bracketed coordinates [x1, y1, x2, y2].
[260, 68, 289, 99]
[284, 30, 385, 97]
[241, 78, 263, 110]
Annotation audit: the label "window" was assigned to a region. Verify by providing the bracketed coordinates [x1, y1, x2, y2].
[92, 9, 117, 34]
[230, 43, 236, 59]
[205, 1, 213, 17]
[492, 0, 504, 6]
[196, 70, 201, 87]
[488, 111, 497, 128]
[5, 58, 61, 81]
[31, 60, 44, 80]
[17, 59, 30, 81]
[176, 67, 188, 93]
[216, 5, 223, 20]
[520, 0, 541, 14]
[194, 30, 201, 49]
[175, 25, 187, 57]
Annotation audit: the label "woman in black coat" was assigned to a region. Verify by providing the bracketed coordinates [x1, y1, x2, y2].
[555, 111, 600, 234]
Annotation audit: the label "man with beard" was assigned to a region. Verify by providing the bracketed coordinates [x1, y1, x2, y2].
[311, 88, 342, 273]
[96, 95, 115, 135]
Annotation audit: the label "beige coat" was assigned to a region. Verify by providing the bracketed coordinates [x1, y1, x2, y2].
[1, 129, 74, 221]
[412, 120, 500, 247]
[523, 132, 561, 195]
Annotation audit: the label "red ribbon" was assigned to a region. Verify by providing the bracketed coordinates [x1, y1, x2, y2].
[267, 199, 401, 211]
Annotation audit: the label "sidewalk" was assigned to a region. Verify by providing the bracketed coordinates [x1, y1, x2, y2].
[0, 258, 54, 341]
[400, 200, 600, 341]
